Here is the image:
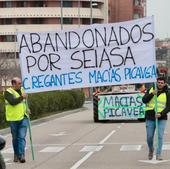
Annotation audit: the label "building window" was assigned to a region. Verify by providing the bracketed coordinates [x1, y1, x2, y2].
[82, 1, 89, 7]
[63, 1, 72, 7]
[134, 0, 142, 6]
[82, 18, 90, 25]
[3, 1, 12, 7]
[33, 1, 44, 7]
[32, 18, 43, 24]
[63, 18, 72, 24]
[3, 19, 12, 24]
[92, 2, 99, 8]
[0, 53, 15, 59]
[17, 1, 27, 7]
[133, 13, 141, 19]
[0, 35, 14, 42]
[6, 35, 14, 42]
[17, 18, 26, 24]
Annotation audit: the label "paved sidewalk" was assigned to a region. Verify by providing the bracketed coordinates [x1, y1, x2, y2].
[0, 101, 91, 136]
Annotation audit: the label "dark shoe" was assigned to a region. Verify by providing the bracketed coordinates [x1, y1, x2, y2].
[148, 148, 154, 160]
[156, 155, 163, 160]
[19, 155, 26, 163]
[13, 154, 19, 162]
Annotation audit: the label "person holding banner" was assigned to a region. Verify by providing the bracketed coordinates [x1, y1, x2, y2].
[142, 77, 170, 160]
[3, 77, 29, 163]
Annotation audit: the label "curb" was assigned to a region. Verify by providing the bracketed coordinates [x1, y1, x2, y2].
[0, 101, 91, 136]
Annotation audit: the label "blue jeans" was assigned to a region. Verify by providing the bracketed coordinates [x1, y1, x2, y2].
[146, 119, 167, 156]
[10, 118, 28, 157]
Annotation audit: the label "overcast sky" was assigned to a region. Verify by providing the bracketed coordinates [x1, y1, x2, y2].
[147, 0, 170, 39]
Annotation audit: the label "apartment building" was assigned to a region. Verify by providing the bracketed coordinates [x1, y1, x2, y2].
[108, 0, 146, 23]
[0, 0, 146, 93]
[0, 0, 108, 89]
[156, 39, 170, 80]
[0, 0, 108, 55]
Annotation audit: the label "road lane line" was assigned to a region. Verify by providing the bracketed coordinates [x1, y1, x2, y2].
[70, 152, 93, 169]
[70, 129, 116, 169]
[99, 130, 116, 144]
[49, 131, 67, 136]
[120, 145, 142, 151]
[40, 146, 65, 153]
[73, 141, 146, 145]
[80, 145, 103, 152]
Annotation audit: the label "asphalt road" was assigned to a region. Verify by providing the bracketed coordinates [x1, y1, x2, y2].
[1, 101, 170, 169]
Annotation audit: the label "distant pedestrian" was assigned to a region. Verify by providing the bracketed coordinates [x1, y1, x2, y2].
[3, 77, 29, 163]
[142, 77, 170, 160]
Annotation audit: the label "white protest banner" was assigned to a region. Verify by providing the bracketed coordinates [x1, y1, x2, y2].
[17, 16, 156, 93]
[98, 92, 145, 120]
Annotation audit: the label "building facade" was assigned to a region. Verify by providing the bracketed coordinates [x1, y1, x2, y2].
[108, 0, 146, 23]
[156, 38, 170, 81]
[0, 0, 108, 90]
[0, 0, 146, 93]
[0, 0, 108, 55]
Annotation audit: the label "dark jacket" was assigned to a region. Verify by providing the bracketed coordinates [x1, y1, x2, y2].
[4, 89, 24, 106]
[142, 85, 170, 120]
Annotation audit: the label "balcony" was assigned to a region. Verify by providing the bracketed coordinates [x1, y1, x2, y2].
[0, 7, 103, 19]
[0, 42, 17, 52]
[0, 23, 94, 36]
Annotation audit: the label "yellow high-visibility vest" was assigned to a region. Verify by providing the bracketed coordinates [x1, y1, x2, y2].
[4, 87, 27, 121]
[145, 87, 166, 113]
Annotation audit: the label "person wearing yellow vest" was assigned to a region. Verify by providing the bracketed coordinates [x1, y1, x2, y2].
[4, 77, 28, 163]
[142, 77, 170, 161]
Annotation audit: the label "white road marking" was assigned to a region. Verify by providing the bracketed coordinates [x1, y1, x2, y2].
[120, 145, 142, 151]
[73, 141, 146, 146]
[164, 131, 168, 134]
[80, 146, 103, 152]
[2, 147, 13, 153]
[2, 147, 28, 153]
[29, 143, 69, 147]
[49, 131, 67, 136]
[6, 162, 12, 165]
[70, 152, 94, 169]
[4, 158, 10, 162]
[33, 122, 48, 127]
[162, 144, 170, 150]
[70, 129, 116, 169]
[2, 134, 10, 138]
[40, 146, 65, 153]
[4, 158, 12, 165]
[99, 130, 116, 144]
[139, 155, 170, 164]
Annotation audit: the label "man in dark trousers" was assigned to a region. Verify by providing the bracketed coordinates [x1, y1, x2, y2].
[142, 76, 170, 160]
[4, 77, 29, 163]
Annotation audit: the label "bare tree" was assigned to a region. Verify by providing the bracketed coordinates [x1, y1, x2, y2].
[0, 53, 21, 91]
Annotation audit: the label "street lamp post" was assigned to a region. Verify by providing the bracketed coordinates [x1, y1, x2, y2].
[90, 0, 92, 24]
[78, 0, 81, 27]
[60, 0, 63, 30]
[89, 0, 93, 99]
